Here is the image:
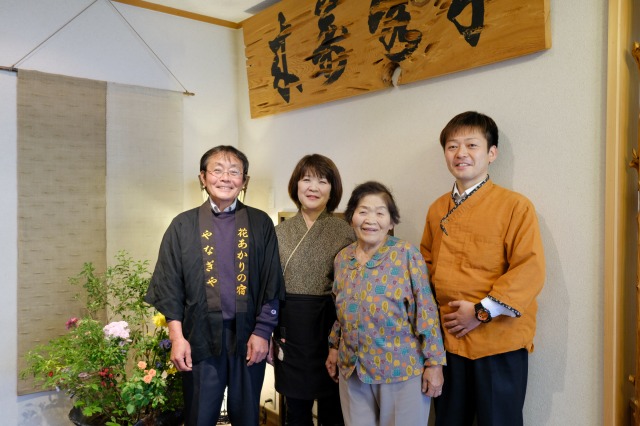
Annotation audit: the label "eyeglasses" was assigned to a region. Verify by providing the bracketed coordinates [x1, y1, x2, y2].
[206, 168, 243, 178]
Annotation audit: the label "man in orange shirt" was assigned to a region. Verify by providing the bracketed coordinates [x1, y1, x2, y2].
[420, 111, 545, 426]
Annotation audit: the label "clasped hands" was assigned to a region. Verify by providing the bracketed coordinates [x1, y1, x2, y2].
[443, 300, 482, 338]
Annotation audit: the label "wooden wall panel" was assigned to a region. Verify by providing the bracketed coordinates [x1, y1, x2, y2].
[243, 0, 551, 118]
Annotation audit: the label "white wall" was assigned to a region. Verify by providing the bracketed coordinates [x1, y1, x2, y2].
[0, 0, 239, 423]
[238, 0, 608, 424]
[0, 0, 621, 424]
[2, 0, 240, 208]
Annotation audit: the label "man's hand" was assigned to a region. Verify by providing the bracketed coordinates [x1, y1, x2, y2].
[168, 321, 192, 371]
[170, 337, 193, 371]
[246, 334, 269, 366]
[325, 348, 339, 383]
[443, 300, 481, 338]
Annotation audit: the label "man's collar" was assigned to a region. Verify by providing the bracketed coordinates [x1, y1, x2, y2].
[453, 175, 489, 196]
[209, 198, 237, 213]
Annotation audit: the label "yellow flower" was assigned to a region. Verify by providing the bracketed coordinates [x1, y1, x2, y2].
[152, 313, 167, 328]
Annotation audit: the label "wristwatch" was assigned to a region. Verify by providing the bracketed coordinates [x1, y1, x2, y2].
[474, 302, 492, 323]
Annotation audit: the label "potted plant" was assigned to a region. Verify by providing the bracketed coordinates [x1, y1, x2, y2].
[21, 251, 183, 426]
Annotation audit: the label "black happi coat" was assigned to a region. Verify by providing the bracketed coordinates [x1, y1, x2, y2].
[145, 201, 284, 363]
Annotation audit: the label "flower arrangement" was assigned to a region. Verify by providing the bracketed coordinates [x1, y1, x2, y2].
[20, 252, 183, 426]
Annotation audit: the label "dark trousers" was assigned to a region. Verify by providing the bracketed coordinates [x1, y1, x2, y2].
[286, 393, 344, 426]
[434, 349, 528, 426]
[182, 321, 266, 426]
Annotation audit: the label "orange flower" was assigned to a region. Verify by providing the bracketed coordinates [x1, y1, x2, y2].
[137, 361, 147, 369]
[148, 369, 157, 377]
[143, 374, 152, 384]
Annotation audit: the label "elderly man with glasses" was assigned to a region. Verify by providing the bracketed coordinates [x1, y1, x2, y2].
[146, 145, 284, 426]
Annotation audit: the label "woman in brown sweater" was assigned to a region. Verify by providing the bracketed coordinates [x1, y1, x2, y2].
[274, 154, 355, 426]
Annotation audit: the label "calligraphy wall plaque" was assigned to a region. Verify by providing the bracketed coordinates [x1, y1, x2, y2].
[243, 0, 551, 118]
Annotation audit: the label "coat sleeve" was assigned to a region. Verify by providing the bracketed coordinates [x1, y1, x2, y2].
[249, 210, 284, 338]
[407, 245, 446, 366]
[256, 210, 285, 305]
[420, 210, 435, 282]
[420, 200, 445, 285]
[328, 253, 343, 349]
[487, 199, 546, 316]
[145, 216, 188, 321]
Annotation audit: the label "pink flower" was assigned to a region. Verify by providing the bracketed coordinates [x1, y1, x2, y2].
[137, 361, 147, 369]
[103, 321, 130, 340]
[143, 374, 153, 384]
[65, 317, 79, 329]
[148, 369, 156, 377]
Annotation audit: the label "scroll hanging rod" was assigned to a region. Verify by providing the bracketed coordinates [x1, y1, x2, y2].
[4, 0, 195, 96]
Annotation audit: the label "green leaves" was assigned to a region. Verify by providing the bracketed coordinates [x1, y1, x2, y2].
[21, 251, 183, 425]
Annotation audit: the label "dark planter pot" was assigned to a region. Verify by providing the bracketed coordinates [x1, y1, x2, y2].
[133, 410, 184, 426]
[69, 407, 184, 426]
[68, 408, 108, 426]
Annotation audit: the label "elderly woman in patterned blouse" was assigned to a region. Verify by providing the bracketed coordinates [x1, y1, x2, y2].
[325, 181, 446, 426]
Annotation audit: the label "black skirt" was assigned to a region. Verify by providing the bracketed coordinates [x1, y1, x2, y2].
[274, 293, 340, 399]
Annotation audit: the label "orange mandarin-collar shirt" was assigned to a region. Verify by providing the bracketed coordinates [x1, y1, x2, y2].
[420, 180, 546, 360]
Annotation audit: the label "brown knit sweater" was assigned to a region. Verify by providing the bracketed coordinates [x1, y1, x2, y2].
[275, 211, 355, 295]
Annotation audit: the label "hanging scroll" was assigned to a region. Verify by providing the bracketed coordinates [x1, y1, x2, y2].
[243, 0, 551, 118]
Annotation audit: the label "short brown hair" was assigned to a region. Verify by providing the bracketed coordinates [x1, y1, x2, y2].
[287, 154, 343, 213]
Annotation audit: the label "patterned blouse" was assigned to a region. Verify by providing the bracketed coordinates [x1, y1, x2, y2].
[328, 236, 446, 384]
